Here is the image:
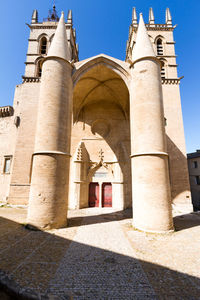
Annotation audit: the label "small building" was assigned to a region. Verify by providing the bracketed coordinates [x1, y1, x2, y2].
[187, 150, 200, 211]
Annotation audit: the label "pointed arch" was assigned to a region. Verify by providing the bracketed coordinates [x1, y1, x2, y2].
[159, 58, 168, 78]
[155, 35, 165, 56]
[35, 56, 44, 77]
[37, 34, 49, 55]
[72, 54, 130, 122]
[72, 54, 131, 90]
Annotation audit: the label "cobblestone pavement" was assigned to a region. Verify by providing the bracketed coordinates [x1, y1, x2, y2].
[47, 208, 156, 299]
[0, 206, 200, 299]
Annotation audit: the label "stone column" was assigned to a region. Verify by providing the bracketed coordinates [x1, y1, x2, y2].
[27, 13, 73, 229]
[99, 182, 103, 208]
[130, 14, 174, 233]
[112, 162, 124, 210]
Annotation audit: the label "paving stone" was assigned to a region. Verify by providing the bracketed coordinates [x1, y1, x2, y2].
[48, 208, 157, 299]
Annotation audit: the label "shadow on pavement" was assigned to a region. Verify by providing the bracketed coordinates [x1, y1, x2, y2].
[174, 212, 200, 231]
[0, 214, 199, 299]
[68, 208, 132, 228]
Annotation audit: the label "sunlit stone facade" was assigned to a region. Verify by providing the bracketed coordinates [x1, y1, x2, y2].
[0, 7, 192, 231]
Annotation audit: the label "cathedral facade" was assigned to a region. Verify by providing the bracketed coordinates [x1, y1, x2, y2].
[0, 7, 193, 232]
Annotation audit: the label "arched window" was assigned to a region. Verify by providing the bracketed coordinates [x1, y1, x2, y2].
[36, 60, 43, 77]
[157, 38, 163, 56]
[39, 37, 47, 54]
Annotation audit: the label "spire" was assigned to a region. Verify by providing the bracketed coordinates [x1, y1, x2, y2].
[132, 7, 137, 25]
[31, 9, 38, 24]
[166, 8, 172, 27]
[149, 8, 155, 25]
[47, 12, 71, 61]
[67, 10, 73, 25]
[132, 13, 155, 62]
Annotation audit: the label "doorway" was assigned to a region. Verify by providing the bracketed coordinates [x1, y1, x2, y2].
[102, 183, 112, 207]
[89, 182, 112, 207]
[89, 183, 99, 207]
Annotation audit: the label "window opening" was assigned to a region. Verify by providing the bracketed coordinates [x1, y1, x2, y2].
[161, 66, 165, 78]
[40, 37, 47, 54]
[193, 161, 198, 168]
[195, 176, 200, 185]
[4, 156, 12, 174]
[37, 60, 43, 77]
[157, 39, 163, 55]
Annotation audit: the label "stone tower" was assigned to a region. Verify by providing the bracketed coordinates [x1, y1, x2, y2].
[2, 6, 78, 207]
[127, 8, 193, 214]
[130, 14, 173, 232]
[27, 12, 73, 229]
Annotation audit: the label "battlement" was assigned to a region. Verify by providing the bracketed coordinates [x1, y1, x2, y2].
[0, 106, 14, 118]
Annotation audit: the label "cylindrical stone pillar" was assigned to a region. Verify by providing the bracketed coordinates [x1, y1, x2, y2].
[112, 162, 124, 210]
[27, 56, 73, 229]
[130, 57, 174, 233]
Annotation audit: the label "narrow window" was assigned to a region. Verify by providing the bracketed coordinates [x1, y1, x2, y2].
[4, 156, 12, 174]
[157, 39, 163, 55]
[160, 61, 165, 79]
[37, 60, 43, 77]
[40, 37, 47, 55]
[161, 67, 165, 78]
[195, 176, 200, 185]
[193, 161, 198, 168]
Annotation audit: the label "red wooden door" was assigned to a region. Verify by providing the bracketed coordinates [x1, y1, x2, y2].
[102, 183, 112, 207]
[89, 183, 99, 207]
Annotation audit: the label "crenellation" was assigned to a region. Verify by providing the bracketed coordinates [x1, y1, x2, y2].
[0, 106, 14, 118]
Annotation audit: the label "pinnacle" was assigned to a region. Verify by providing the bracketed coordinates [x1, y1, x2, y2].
[132, 7, 137, 24]
[132, 13, 155, 62]
[149, 8, 155, 24]
[166, 8, 172, 26]
[47, 12, 71, 61]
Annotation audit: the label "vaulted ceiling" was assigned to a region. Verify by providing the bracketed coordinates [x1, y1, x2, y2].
[73, 64, 129, 121]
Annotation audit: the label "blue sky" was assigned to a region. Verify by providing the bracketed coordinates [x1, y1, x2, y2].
[0, 0, 199, 153]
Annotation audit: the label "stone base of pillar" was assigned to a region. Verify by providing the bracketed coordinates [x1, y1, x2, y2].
[27, 154, 69, 230]
[132, 222, 174, 234]
[132, 155, 174, 233]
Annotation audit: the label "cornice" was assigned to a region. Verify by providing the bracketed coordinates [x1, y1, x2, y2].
[26, 54, 40, 56]
[21, 77, 181, 85]
[162, 78, 180, 84]
[22, 76, 40, 83]
[27, 23, 72, 30]
[132, 24, 175, 32]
